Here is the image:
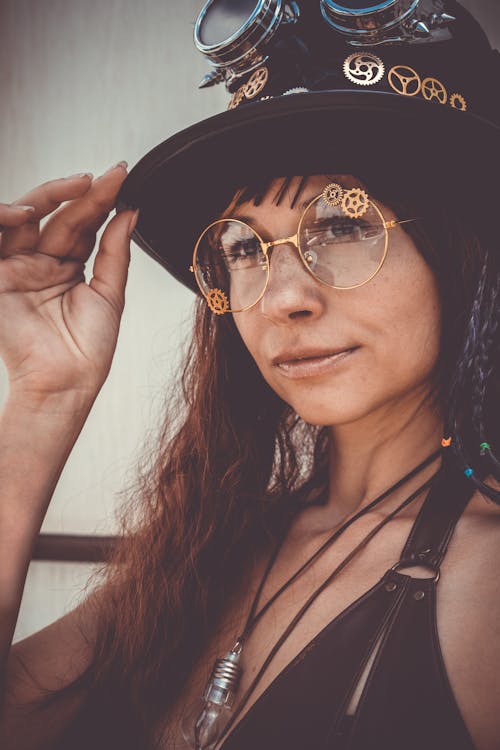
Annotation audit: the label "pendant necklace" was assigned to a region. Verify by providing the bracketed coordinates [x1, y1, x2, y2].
[181, 450, 441, 750]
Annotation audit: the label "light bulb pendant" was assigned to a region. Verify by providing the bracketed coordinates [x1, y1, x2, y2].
[182, 642, 243, 750]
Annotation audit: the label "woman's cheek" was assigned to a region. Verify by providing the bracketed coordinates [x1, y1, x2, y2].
[375, 270, 442, 390]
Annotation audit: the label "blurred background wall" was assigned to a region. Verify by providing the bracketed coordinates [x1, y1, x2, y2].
[0, 0, 498, 641]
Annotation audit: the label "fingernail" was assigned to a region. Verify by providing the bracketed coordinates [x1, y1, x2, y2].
[127, 209, 139, 237]
[64, 172, 93, 180]
[105, 160, 128, 174]
[14, 204, 36, 212]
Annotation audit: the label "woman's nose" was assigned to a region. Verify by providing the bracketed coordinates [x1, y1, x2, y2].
[259, 242, 325, 323]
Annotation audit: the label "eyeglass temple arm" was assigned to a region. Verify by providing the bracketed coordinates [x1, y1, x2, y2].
[384, 218, 420, 230]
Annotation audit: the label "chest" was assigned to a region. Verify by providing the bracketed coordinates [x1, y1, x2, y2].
[160, 509, 500, 750]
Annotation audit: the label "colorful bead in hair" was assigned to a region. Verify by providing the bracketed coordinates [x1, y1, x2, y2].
[479, 442, 491, 455]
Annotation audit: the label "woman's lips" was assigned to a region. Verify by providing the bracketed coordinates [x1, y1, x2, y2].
[275, 348, 358, 378]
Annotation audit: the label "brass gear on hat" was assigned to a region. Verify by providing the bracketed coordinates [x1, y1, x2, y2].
[244, 67, 269, 99]
[341, 188, 369, 218]
[388, 65, 422, 97]
[422, 77, 448, 104]
[206, 289, 230, 314]
[343, 53, 385, 87]
[322, 183, 344, 207]
[228, 86, 246, 110]
[450, 92, 467, 111]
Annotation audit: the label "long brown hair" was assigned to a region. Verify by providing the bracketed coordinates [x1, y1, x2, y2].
[41, 174, 500, 746]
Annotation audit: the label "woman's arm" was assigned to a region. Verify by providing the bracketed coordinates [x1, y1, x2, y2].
[0, 394, 96, 675]
[1, 588, 100, 750]
[0, 167, 137, 747]
[0, 394, 105, 749]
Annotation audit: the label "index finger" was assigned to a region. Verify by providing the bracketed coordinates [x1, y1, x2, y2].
[11, 173, 94, 217]
[0, 203, 36, 231]
[36, 165, 128, 261]
[0, 174, 94, 257]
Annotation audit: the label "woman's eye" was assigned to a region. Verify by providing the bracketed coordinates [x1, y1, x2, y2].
[326, 220, 361, 237]
[308, 220, 362, 244]
[224, 240, 260, 262]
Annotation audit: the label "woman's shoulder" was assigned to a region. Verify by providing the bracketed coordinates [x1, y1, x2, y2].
[452, 478, 500, 567]
[463, 476, 500, 527]
[468, 476, 500, 521]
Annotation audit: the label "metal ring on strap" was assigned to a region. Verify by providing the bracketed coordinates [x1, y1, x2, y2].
[391, 560, 440, 583]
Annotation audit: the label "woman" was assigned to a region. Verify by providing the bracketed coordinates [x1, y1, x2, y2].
[0, 2, 499, 749]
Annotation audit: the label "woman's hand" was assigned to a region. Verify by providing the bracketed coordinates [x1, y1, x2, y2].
[0, 164, 137, 409]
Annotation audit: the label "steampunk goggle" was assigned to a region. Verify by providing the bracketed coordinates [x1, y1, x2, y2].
[195, 0, 456, 87]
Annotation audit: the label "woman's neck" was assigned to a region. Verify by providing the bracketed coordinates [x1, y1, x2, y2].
[309, 388, 443, 531]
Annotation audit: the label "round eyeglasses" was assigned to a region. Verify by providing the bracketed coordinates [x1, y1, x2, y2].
[190, 183, 419, 314]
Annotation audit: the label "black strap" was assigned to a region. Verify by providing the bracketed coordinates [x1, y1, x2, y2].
[398, 464, 475, 571]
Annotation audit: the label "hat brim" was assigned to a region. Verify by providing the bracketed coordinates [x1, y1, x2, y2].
[117, 90, 500, 294]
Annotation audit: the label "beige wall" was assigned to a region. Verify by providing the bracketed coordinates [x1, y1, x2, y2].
[2, 0, 227, 640]
[1, 1, 498, 640]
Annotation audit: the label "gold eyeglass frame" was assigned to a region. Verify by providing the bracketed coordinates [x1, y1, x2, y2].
[190, 189, 418, 314]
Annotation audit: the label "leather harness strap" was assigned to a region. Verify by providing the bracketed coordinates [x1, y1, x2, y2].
[398, 464, 475, 571]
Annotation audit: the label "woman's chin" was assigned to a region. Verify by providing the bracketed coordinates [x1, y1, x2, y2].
[288, 395, 374, 428]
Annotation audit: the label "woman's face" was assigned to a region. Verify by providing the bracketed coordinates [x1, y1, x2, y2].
[229, 175, 442, 427]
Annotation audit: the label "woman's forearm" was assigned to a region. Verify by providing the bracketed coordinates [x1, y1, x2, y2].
[0, 391, 95, 675]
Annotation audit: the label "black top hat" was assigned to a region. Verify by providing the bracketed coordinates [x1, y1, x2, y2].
[117, 1, 500, 294]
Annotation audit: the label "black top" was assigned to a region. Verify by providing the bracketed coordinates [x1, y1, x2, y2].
[220, 468, 476, 750]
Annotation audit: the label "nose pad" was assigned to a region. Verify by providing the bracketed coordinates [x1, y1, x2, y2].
[302, 248, 318, 271]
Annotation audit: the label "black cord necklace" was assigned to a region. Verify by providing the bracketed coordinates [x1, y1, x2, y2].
[181, 450, 441, 750]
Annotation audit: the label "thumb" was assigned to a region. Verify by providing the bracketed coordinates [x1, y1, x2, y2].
[89, 209, 138, 314]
